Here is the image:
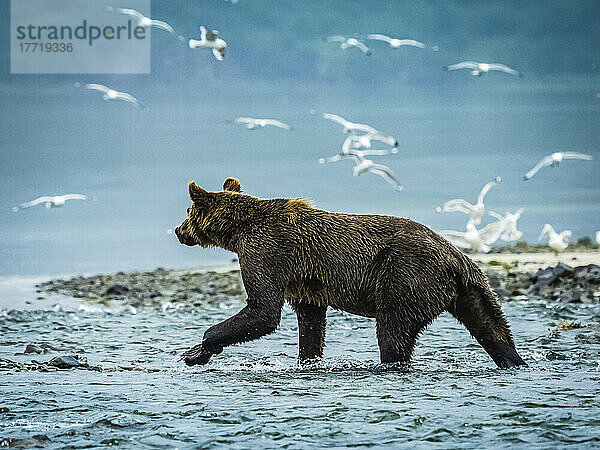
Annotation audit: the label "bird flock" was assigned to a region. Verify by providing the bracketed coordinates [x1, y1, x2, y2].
[10, 6, 599, 255]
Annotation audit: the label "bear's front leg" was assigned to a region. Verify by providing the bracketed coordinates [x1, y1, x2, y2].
[181, 303, 283, 366]
[182, 266, 285, 366]
[290, 300, 327, 361]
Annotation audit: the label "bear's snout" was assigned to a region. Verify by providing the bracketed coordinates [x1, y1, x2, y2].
[175, 224, 196, 246]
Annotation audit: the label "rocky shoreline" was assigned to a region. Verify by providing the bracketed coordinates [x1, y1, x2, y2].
[38, 267, 245, 308]
[36, 258, 600, 308]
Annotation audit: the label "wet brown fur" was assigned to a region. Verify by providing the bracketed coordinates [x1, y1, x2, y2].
[175, 177, 527, 368]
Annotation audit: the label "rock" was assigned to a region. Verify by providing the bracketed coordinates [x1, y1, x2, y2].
[24, 344, 42, 354]
[105, 284, 129, 296]
[0, 434, 51, 448]
[23, 343, 60, 354]
[575, 264, 600, 283]
[47, 355, 84, 369]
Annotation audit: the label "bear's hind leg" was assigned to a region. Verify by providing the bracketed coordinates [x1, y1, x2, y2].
[376, 303, 433, 365]
[290, 300, 327, 361]
[450, 286, 527, 368]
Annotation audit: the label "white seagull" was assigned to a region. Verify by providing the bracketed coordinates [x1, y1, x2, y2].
[349, 155, 403, 191]
[538, 224, 571, 253]
[595, 231, 600, 244]
[84, 84, 146, 110]
[234, 117, 291, 130]
[440, 218, 507, 253]
[189, 26, 227, 61]
[436, 177, 502, 225]
[523, 152, 593, 180]
[444, 61, 522, 77]
[489, 208, 524, 242]
[106, 7, 175, 34]
[367, 34, 426, 49]
[12, 194, 87, 212]
[323, 113, 396, 137]
[325, 36, 371, 55]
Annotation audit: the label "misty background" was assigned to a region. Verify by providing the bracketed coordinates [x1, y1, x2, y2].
[0, 0, 599, 276]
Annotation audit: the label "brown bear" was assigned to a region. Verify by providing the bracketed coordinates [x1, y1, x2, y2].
[175, 177, 527, 368]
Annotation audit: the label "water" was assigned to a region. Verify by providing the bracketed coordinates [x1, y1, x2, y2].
[1, 288, 599, 447]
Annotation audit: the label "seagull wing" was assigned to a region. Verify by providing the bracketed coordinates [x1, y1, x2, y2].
[353, 149, 393, 157]
[477, 177, 501, 204]
[439, 199, 476, 214]
[62, 194, 87, 201]
[488, 64, 522, 77]
[263, 119, 291, 130]
[559, 230, 572, 241]
[538, 224, 554, 241]
[114, 92, 145, 110]
[444, 61, 479, 71]
[212, 47, 225, 61]
[150, 20, 175, 34]
[478, 220, 506, 245]
[488, 210, 504, 220]
[323, 113, 351, 128]
[524, 155, 555, 180]
[319, 154, 344, 164]
[110, 7, 146, 22]
[513, 207, 525, 218]
[349, 122, 379, 134]
[17, 196, 54, 209]
[368, 164, 404, 190]
[367, 34, 393, 43]
[85, 84, 111, 94]
[562, 152, 593, 161]
[235, 117, 255, 124]
[370, 133, 397, 146]
[440, 231, 471, 249]
[354, 41, 371, 54]
[396, 39, 425, 48]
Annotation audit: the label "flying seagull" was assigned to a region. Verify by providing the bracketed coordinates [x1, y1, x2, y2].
[322, 113, 397, 145]
[367, 34, 426, 49]
[523, 152, 593, 180]
[106, 7, 175, 34]
[489, 208, 524, 242]
[234, 117, 291, 130]
[440, 218, 506, 253]
[84, 84, 146, 110]
[189, 26, 227, 61]
[349, 154, 403, 191]
[538, 224, 571, 253]
[325, 36, 371, 55]
[436, 177, 502, 225]
[444, 61, 522, 77]
[12, 194, 87, 212]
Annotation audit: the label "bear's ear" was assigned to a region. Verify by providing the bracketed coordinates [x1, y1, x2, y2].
[188, 182, 208, 202]
[223, 177, 242, 193]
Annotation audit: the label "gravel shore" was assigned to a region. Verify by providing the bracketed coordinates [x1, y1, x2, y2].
[36, 250, 600, 308]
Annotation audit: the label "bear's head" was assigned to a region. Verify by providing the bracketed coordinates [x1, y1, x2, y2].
[175, 177, 244, 250]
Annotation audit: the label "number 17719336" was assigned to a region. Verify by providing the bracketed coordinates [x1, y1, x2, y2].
[19, 42, 73, 53]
